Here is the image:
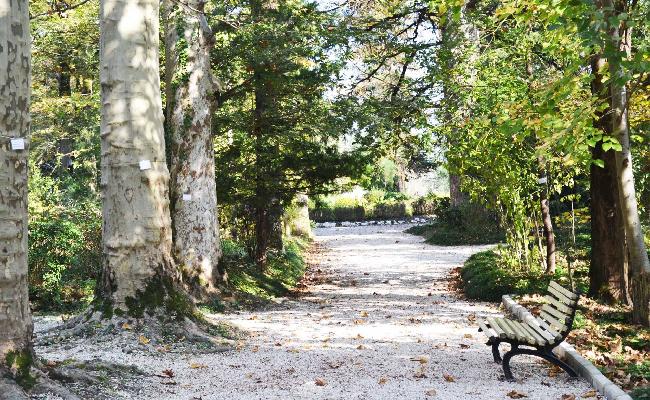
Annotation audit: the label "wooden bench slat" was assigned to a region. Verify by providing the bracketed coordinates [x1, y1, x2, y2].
[541, 304, 571, 323]
[544, 295, 573, 314]
[510, 320, 546, 346]
[493, 318, 516, 339]
[486, 317, 507, 339]
[519, 321, 551, 345]
[540, 310, 569, 333]
[478, 319, 498, 339]
[533, 317, 563, 341]
[501, 318, 532, 344]
[548, 285, 576, 306]
[549, 281, 578, 300]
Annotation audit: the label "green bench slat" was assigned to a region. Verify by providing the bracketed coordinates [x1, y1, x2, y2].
[548, 284, 576, 306]
[501, 318, 529, 343]
[486, 317, 507, 339]
[549, 281, 578, 300]
[540, 310, 570, 333]
[518, 321, 550, 346]
[478, 319, 498, 339]
[534, 317, 563, 341]
[544, 295, 574, 314]
[541, 304, 571, 323]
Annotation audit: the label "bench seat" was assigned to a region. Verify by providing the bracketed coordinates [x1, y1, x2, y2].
[477, 280, 580, 380]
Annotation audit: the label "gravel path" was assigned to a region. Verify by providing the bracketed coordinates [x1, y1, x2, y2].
[35, 223, 595, 400]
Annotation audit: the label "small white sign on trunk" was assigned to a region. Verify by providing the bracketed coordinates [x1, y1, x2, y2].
[139, 160, 152, 170]
[11, 138, 25, 150]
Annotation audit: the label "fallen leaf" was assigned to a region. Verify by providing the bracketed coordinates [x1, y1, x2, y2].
[378, 377, 388, 385]
[506, 390, 527, 398]
[560, 395, 575, 400]
[460, 344, 470, 349]
[360, 311, 369, 317]
[581, 391, 597, 398]
[251, 345, 259, 352]
[443, 373, 456, 382]
[190, 362, 207, 369]
[315, 378, 327, 386]
[410, 355, 429, 364]
[162, 369, 175, 378]
[467, 314, 477, 322]
[138, 335, 150, 345]
[425, 389, 437, 397]
[357, 344, 366, 350]
[122, 322, 132, 330]
[464, 334, 473, 339]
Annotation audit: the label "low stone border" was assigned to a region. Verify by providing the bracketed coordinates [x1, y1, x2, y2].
[314, 217, 432, 228]
[502, 295, 632, 400]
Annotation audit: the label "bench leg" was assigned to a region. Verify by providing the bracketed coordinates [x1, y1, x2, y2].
[502, 347, 578, 381]
[491, 342, 502, 363]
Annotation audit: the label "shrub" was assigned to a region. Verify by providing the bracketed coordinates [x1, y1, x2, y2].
[412, 194, 450, 216]
[370, 200, 412, 219]
[460, 250, 555, 302]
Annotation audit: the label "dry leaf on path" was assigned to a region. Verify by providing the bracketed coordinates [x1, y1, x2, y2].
[506, 390, 527, 398]
[425, 388, 437, 397]
[138, 335, 150, 345]
[443, 373, 456, 382]
[464, 334, 473, 339]
[162, 369, 175, 378]
[378, 377, 388, 385]
[560, 395, 576, 400]
[315, 378, 327, 386]
[581, 390, 597, 398]
[190, 362, 207, 369]
[360, 311, 369, 317]
[122, 322, 132, 330]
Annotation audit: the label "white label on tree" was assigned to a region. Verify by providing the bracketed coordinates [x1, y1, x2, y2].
[139, 160, 152, 170]
[538, 176, 548, 184]
[182, 193, 192, 201]
[11, 138, 25, 150]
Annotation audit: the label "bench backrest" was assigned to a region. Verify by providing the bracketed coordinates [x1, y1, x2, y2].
[536, 281, 580, 344]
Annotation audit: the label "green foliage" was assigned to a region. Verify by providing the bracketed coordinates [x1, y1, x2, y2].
[28, 166, 101, 311]
[222, 238, 308, 304]
[460, 250, 554, 302]
[407, 204, 505, 246]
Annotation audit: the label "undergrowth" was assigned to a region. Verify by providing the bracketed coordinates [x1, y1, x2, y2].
[218, 237, 309, 308]
[406, 203, 504, 245]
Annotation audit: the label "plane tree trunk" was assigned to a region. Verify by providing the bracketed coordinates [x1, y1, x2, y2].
[96, 0, 185, 317]
[0, 0, 34, 393]
[164, 0, 223, 293]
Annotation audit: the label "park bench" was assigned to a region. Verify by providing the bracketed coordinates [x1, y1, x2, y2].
[477, 281, 580, 381]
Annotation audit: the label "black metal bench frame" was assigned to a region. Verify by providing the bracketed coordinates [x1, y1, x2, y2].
[479, 283, 580, 381]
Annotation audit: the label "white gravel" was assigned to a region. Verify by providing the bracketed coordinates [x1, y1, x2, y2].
[35, 223, 595, 400]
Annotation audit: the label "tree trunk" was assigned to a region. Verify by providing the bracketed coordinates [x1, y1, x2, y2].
[268, 199, 283, 252]
[97, 0, 180, 313]
[255, 207, 269, 269]
[603, 0, 650, 325]
[0, 0, 34, 389]
[539, 190, 556, 274]
[588, 53, 629, 304]
[164, 0, 222, 292]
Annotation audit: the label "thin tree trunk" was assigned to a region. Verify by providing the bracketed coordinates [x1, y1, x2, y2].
[268, 199, 283, 252]
[97, 0, 179, 312]
[603, 0, 650, 325]
[588, 52, 630, 304]
[0, 0, 33, 391]
[539, 180, 556, 274]
[164, 0, 223, 292]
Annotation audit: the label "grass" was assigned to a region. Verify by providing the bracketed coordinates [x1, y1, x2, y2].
[218, 237, 310, 308]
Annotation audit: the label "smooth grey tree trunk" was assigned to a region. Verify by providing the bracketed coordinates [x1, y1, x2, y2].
[603, 0, 650, 325]
[97, 0, 177, 310]
[164, 0, 223, 291]
[0, 0, 33, 395]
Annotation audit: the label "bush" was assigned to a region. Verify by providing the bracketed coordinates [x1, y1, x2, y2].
[370, 200, 412, 219]
[460, 250, 553, 302]
[412, 194, 450, 216]
[407, 203, 504, 245]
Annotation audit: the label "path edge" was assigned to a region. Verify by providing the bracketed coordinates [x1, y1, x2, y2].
[501, 295, 633, 400]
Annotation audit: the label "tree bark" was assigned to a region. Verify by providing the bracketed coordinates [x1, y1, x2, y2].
[0, 0, 34, 386]
[164, 0, 223, 291]
[602, 0, 650, 325]
[588, 53, 629, 304]
[539, 188, 556, 274]
[97, 0, 179, 311]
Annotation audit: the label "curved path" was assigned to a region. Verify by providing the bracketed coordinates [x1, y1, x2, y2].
[37, 224, 593, 399]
